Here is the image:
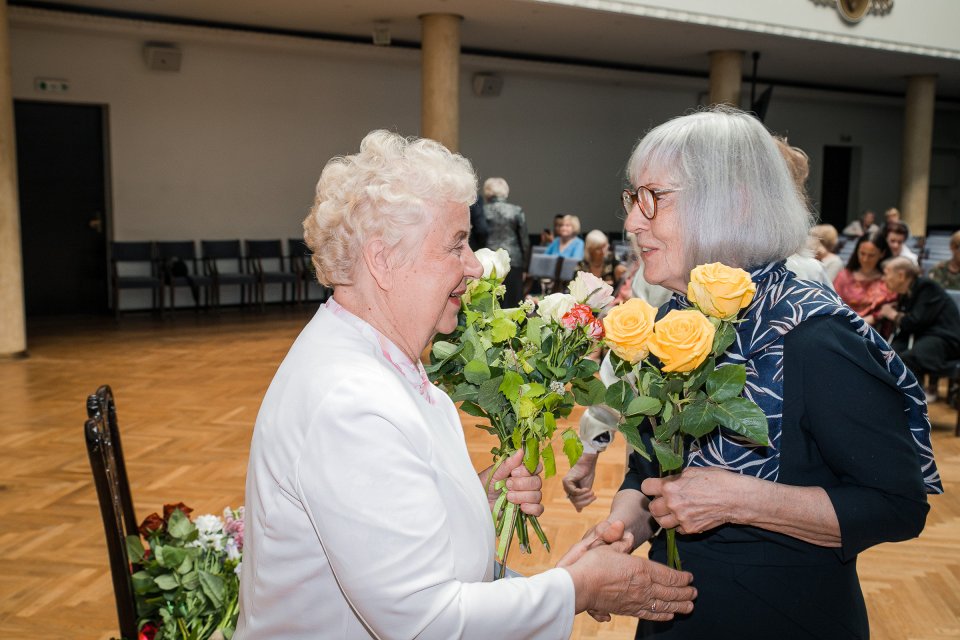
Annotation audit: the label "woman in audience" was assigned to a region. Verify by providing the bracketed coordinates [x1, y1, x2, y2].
[578, 229, 623, 286]
[811, 223, 844, 281]
[577, 107, 936, 639]
[928, 229, 960, 290]
[842, 209, 879, 237]
[481, 177, 530, 306]
[544, 214, 585, 259]
[832, 230, 896, 325]
[236, 130, 697, 639]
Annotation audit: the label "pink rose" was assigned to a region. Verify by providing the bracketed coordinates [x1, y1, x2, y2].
[561, 304, 595, 330]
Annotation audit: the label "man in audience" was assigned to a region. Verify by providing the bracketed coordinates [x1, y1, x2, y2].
[884, 207, 912, 238]
[877, 256, 960, 402]
[842, 209, 879, 237]
[884, 221, 919, 266]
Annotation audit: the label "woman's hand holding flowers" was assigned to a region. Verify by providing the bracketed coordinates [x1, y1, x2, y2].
[479, 449, 544, 517]
[641, 466, 745, 535]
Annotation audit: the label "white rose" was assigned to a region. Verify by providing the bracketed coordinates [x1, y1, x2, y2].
[537, 293, 577, 323]
[567, 270, 615, 310]
[475, 247, 511, 281]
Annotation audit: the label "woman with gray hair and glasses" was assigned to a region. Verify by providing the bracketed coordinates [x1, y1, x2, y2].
[575, 107, 937, 639]
[236, 130, 697, 639]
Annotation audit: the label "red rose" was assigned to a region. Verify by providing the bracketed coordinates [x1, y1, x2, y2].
[561, 304, 595, 330]
[163, 502, 193, 521]
[138, 622, 158, 640]
[138, 512, 165, 538]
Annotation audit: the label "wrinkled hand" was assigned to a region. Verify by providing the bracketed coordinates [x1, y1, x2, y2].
[557, 519, 634, 622]
[877, 302, 899, 321]
[641, 467, 745, 535]
[562, 452, 598, 512]
[479, 450, 543, 517]
[564, 546, 696, 621]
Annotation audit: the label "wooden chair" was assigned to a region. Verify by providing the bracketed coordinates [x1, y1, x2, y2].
[84, 385, 139, 640]
[246, 239, 300, 308]
[201, 239, 256, 309]
[110, 241, 162, 319]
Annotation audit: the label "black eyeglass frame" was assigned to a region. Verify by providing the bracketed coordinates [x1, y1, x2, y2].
[621, 186, 682, 220]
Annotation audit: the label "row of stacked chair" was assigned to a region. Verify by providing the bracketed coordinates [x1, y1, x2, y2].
[111, 239, 327, 316]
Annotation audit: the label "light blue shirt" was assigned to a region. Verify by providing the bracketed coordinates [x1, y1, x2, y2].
[544, 237, 584, 260]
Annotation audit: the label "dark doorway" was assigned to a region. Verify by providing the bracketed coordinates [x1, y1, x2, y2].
[820, 145, 857, 230]
[15, 100, 110, 316]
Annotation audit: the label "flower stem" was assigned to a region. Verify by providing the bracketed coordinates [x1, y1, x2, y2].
[496, 501, 519, 579]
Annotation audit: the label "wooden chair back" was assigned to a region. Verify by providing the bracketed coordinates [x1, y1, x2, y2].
[84, 385, 139, 640]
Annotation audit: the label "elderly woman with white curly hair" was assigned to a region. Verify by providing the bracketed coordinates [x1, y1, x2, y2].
[236, 130, 697, 639]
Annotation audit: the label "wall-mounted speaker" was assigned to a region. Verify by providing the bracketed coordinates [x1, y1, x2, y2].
[472, 73, 503, 97]
[144, 43, 182, 72]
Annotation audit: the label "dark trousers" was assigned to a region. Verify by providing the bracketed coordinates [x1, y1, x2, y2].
[892, 333, 959, 377]
[502, 266, 525, 308]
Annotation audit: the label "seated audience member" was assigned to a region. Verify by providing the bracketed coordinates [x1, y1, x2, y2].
[877, 257, 960, 401]
[884, 221, 918, 266]
[540, 213, 563, 246]
[842, 210, 879, 237]
[927, 230, 960, 290]
[544, 214, 585, 259]
[884, 207, 911, 238]
[578, 229, 622, 286]
[811, 223, 844, 282]
[833, 230, 896, 326]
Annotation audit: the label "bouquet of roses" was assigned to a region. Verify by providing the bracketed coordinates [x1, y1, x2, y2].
[427, 248, 609, 577]
[601, 263, 768, 570]
[126, 503, 244, 640]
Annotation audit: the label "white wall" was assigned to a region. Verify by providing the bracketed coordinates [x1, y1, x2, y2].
[9, 10, 958, 308]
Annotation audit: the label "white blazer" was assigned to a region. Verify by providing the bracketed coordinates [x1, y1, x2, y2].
[236, 302, 575, 639]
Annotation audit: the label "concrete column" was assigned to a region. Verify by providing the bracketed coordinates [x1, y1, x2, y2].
[708, 50, 743, 108]
[0, 2, 27, 357]
[420, 13, 461, 152]
[900, 75, 936, 238]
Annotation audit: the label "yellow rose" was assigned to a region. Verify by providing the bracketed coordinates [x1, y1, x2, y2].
[602, 298, 657, 364]
[648, 309, 716, 373]
[687, 263, 756, 320]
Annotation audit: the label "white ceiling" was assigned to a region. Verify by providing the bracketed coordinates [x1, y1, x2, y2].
[18, 0, 960, 101]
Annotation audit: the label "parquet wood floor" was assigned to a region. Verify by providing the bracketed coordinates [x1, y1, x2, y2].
[1, 308, 958, 639]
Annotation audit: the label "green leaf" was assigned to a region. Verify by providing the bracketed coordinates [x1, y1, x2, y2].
[199, 570, 226, 609]
[654, 414, 681, 440]
[571, 377, 605, 406]
[618, 421, 650, 460]
[180, 569, 200, 590]
[573, 358, 600, 379]
[450, 383, 479, 403]
[680, 398, 717, 438]
[714, 397, 769, 445]
[683, 356, 714, 393]
[625, 395, 662, 416]
[131, 570, 155, 594]
[525, 316, 544, 348]
[543, 412, 556, 438]
[707, 365, 747, 402]
[541, 443, 556, 478]
[523, 437, 540, 474]
[653, 440, 683, 472]
[499, 370, 523, 403]
[523, 382, 546, 398]
[478, 375, 505, 413]
[490, 316, 517, 343]
[125, 535, 145, 564]
[561, 429, 584, 467]
[464, 359, 491, 384]
[712, 321, 737, 355]
[431, 340, 459, 362]
[166, 508, 194, 540]
[517, 396, 538, 419]
[459, 400, 486, 417]
[604, 380, 633, 413]
[154, 573, 179, 591]
[155, 545, 186, 569]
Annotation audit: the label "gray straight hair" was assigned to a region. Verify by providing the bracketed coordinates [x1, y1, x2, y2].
[626, 106, 813, 272]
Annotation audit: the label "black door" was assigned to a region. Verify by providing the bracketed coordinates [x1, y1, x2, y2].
[820, 145, 853, 230]
[15, 100, 110, 315]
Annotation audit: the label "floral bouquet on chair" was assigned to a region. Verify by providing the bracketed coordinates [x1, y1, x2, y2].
[126, 503, 244, 640]
[601, 263, 769, 570]
[427, 248, 610, 578]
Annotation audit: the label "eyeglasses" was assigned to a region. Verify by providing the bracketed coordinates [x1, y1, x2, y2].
[621, 186, 681, 220]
